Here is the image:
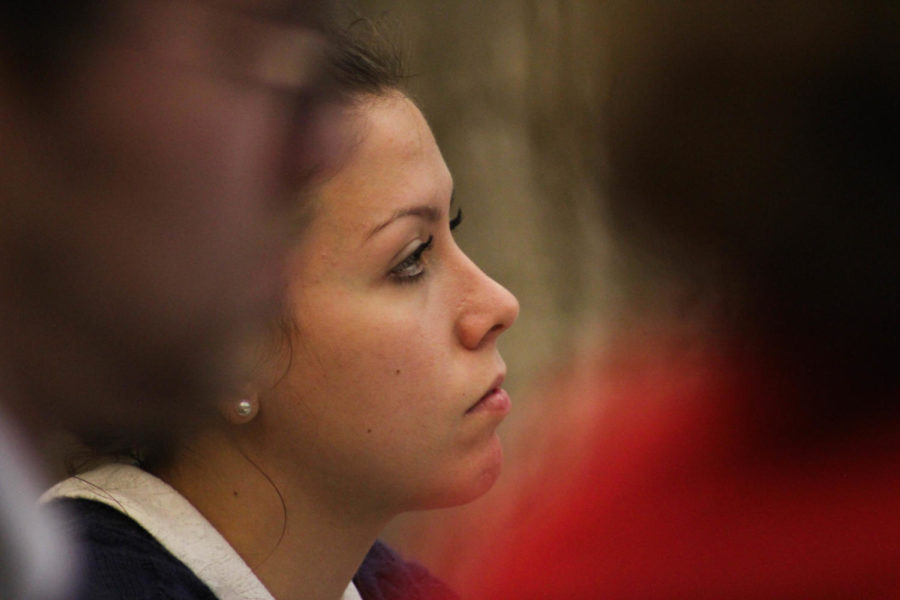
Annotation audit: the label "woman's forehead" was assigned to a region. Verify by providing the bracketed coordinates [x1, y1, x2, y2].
[314, 95, 451, 223]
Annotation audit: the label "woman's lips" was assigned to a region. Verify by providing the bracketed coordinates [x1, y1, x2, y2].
[466, 382, 511, 415]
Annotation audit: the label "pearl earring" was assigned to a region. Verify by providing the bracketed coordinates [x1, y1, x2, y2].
[236, 399, 253, 417]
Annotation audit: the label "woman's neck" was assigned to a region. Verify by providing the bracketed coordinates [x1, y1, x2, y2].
[155, 427, 389, 600]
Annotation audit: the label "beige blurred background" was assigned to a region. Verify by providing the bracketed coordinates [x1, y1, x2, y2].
[352, 0, 621, 578]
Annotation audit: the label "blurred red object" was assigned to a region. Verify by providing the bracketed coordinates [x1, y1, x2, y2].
[461, 329, 900, 599]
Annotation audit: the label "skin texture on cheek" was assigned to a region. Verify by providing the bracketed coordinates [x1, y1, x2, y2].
[282, 291, 452, 503]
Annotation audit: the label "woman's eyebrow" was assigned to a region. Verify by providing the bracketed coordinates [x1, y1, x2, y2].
[366, 205, 444, 240]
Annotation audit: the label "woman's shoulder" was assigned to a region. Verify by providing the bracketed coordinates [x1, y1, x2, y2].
[47, 497, 218, 600]
[354, 540, 458, 600]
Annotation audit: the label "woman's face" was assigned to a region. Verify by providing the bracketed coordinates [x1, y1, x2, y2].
[258, 93, 519, 514]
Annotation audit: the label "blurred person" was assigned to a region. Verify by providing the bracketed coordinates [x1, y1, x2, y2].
[449, 1, 900, 598]
[42, 19, 519, 600]
[0, 0, 336, 597]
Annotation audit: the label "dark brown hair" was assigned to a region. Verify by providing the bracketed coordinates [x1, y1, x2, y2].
[325, 16, 407, 101]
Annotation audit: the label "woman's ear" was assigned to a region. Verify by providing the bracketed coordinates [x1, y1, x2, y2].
[220, 387, 261, 425]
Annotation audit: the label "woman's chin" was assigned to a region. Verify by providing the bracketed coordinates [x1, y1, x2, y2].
[417, 437, 505, 510]
[465, 437, 504, 501]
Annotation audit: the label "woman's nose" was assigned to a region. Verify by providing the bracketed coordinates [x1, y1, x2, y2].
[454, 257, 520, 351]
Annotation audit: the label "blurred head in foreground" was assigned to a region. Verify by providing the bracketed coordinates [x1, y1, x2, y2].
[0, 0, 338, 451]
[601, 0, 899, 438]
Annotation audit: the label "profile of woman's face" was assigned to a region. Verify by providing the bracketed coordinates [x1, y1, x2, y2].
[257, 92, 519, 513]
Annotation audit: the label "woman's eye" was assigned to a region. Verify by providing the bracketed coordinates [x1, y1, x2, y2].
[390, 235, 434, 283]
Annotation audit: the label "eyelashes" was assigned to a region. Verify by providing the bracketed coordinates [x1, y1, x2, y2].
[450, 208, 463, 231]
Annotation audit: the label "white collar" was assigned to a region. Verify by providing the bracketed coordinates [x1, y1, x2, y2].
[42, 463, 362, 600]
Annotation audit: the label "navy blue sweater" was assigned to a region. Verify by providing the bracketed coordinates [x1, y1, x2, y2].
[53, 498, 457, 600]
